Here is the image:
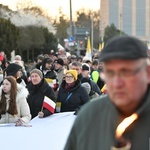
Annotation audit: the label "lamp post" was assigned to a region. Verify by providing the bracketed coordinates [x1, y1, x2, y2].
[69, 0, 74, 37]
[91, 14, 94, 54]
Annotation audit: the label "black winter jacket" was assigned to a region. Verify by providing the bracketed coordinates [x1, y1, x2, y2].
[57, 79, 90, 112]
[27, 79, 56, 119]
[65, 86, 150, 150]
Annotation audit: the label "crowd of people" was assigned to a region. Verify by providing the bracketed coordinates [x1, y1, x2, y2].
[1, 35, 149, 149]
[0, 46, 105, 126]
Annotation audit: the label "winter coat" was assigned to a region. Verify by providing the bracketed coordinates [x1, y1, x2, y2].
[0, 84, 31, 124]
[64, 86, 150, 150]
[91, 70, 105, 90]
[16, 77, 26, 87]
[55, 68, 65, 88]
[89, 90, 100, 100]
[90, 80, 102, 95]
[27, 79, 56, 119]
[57, 79, 90, 112]
[81, 77, 101, 95]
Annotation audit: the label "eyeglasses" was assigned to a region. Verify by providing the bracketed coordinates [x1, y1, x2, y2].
[65, 76, 74, 79]
[104, 63, 147, 80]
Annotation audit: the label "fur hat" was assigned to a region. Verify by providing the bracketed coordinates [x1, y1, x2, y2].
[6, 63, 22, 76]
[30, 69, 43, 79]
[65, 69, 78, 81]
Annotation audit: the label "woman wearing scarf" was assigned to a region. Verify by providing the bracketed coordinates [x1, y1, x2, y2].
[56, 69, 90, 113]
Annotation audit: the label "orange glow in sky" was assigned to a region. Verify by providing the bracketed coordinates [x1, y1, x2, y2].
[0, 0, 100, 19]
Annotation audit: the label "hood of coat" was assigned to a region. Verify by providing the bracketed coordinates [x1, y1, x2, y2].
[0, 83, 29, 102]
[16, 84, 29, 101]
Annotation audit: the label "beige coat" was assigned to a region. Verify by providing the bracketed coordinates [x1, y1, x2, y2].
[0, 84, 31, 124]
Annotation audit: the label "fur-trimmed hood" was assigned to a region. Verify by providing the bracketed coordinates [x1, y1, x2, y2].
[16, 84, 29, 101]
[0, 83, 29, 102]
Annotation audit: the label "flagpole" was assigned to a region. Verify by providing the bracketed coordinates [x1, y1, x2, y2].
[41, 106, 43, 112]
[69, 0, 74, 37]
[91, 14, 94, 54]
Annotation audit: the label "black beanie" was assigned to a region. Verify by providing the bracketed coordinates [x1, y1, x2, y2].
[6, 63, 22, 76]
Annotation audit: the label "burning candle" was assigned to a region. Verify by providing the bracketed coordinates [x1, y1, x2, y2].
[111, 113, 138, 150]
[111, 139, 131, 150]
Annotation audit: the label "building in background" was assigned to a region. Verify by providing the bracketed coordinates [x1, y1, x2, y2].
[100, 0, 150, 42]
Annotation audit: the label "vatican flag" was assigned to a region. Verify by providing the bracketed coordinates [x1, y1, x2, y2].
[99, 42, 104, 51]
[85, 36, 92, 61]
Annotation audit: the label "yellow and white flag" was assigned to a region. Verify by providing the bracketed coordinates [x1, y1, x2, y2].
[85, 36, 92, 61]
[45, 78, 57, 89]
[99, 42, 104, 51]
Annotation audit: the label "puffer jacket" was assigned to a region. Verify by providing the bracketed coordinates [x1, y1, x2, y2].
[57, 79, 90, 112]
[0, 84, 31, 124]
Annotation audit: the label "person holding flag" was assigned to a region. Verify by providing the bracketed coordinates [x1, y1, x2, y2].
[27, 69, 56, 119]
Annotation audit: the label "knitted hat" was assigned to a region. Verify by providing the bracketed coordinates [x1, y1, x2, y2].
[65, 69, 78, 81]
[99, 36, 148, 62]
[30, 69, 43, 79]
[55, 58, 64, 66]
[6, 63, 22, 76]
[37, 55, 44, 61]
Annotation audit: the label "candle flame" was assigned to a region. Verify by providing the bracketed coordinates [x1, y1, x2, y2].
[116, 113, 138, 138]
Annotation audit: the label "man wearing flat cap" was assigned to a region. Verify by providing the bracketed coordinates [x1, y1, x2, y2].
[64, 36, 150, 150]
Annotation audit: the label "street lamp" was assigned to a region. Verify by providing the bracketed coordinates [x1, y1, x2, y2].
[69, 0, 74, 37]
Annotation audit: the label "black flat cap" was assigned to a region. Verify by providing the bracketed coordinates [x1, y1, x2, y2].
[99, 36, 148, 62]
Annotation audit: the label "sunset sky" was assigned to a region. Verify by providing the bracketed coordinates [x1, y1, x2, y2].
[0, 0, 100, 19]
